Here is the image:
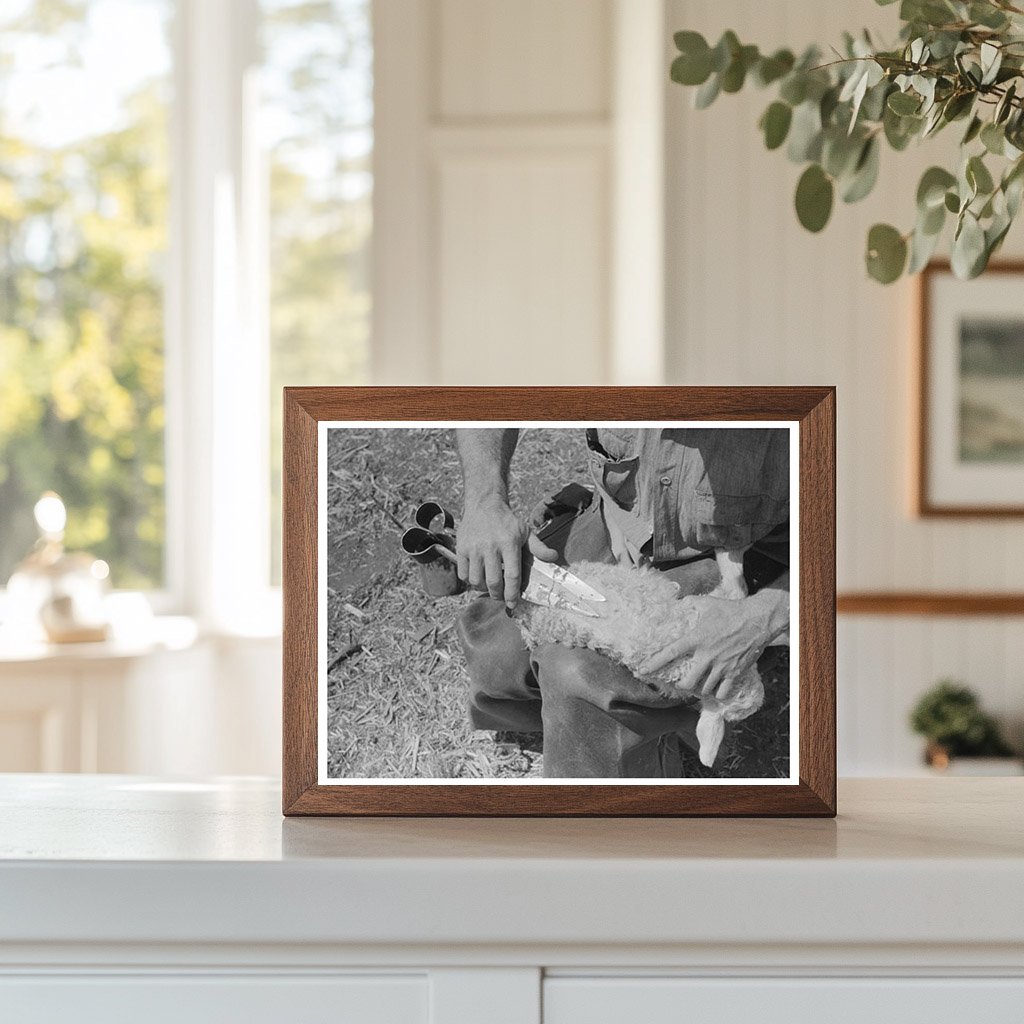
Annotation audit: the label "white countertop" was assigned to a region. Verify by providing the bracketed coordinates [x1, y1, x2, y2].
[1, 775, 1022, 951]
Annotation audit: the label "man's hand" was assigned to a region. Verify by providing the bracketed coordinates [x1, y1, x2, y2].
[456, 499, 529, 608]
[637, 588, 789, 700]
[455, 428, 559, 609]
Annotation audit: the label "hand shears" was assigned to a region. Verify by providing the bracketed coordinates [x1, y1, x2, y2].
[401, 501, 606, 617]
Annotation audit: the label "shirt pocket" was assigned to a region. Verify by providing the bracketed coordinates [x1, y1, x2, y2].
[590, 452, 640, 511]
[587, 430, 641, 511]
[689, 492, 783, 550]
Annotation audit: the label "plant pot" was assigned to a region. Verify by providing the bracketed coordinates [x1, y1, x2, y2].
[924, 744, 1023, 776]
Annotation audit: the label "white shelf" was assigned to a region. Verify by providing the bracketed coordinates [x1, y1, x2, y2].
[2, 775, 1022, 1021]
[0, 775, 1022, 950]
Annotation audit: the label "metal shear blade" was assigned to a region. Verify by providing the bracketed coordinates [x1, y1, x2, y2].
[522, 560, 606, 618]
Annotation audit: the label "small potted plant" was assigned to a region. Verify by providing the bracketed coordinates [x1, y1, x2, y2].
[910, 680, 1021, 774]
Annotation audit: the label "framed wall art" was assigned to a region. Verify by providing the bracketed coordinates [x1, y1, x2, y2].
[917, 261, 1024, 517]
[282, 387, 836, 816]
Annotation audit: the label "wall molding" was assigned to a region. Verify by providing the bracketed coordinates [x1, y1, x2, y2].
[837, 593, 1024, 616]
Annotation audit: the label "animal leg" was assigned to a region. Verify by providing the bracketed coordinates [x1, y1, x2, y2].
[696, 707, 726, 767]
[711, 547, 748, 600]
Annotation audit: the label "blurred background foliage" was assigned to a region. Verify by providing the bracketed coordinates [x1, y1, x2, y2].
[0, 0, 170, 588]
[264, 0, 372, 582]
[0, 0, 372, 590]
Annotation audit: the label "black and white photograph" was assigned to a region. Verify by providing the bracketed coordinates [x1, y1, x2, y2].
[318, 423, 796, 783]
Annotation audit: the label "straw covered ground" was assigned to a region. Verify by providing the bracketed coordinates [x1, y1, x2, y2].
[324, 427, 790, 780]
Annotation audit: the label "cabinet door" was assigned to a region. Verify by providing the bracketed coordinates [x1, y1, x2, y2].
[0, 673, 82, 771]
[0, 974, 428, 1024]
[544, 977, 1024, 1024]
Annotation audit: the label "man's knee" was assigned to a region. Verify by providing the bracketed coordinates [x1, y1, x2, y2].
[531, 643, 649, 706]
[457, 597, 535, 702]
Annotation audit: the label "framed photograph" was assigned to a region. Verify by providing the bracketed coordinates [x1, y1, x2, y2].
[917, 261, 1024, 517]
[283, 387, 835, 816]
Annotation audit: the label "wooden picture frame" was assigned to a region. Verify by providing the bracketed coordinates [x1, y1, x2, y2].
[283, 387, 836, 816]
[916, 260, 1024, 518]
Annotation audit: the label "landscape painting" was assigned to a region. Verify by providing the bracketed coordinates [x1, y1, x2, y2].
[959, 317, 1024, 464]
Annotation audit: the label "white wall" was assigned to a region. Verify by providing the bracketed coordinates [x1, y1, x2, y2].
[665, 0, 1024, 772]
[374, 0, 1024, 774]
[373, 0, 667, 386]
[365, 0, 1024, 776]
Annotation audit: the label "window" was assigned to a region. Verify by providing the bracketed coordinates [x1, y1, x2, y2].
[261, 0, 373, 582]
[0, 0, 173, 589]
[0, 0, 373, 621]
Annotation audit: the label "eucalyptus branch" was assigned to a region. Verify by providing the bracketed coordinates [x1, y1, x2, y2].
[670, 0, 1024, 283]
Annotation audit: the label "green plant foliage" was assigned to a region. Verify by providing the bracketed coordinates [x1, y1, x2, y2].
[670, 0, 1024, 283]
[909, 680, 1016, 757]
[866, 222, 909, 280]
[759, 101, 793, 149]
[795, 164, 835, 230]
[0, 4, 169, 587]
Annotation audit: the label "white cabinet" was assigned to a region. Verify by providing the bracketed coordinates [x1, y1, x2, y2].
[544, 977, 1024, 1024]
[1, 777, 1022, 1024]
[0, 627, 281, 776]
[0, 636, 211, 773]
[0, 975, 428, 1024]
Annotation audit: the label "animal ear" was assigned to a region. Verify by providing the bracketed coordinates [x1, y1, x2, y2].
[696, 709, 726, 768]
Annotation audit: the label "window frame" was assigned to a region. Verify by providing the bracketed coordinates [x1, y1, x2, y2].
[165, 0, 279, 633]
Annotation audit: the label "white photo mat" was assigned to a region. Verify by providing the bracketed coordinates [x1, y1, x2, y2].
[316, 420, 800, 787]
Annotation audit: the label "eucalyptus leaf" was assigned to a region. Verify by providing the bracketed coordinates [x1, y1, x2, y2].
[970, 2, 1009, 29]
[888, 90, 921, 115]
[671, 38, 712, 87]
[884, 106, 923, 150]
[952, 212, 987, 278]
[866, 223, 908, 283]
[1004, 158, 1024, 216]
[861, 79, 893, 122]
[760, 101, 793, 150]
[962, 115, 983, 145]
[981, 122, 1005, 155]
[1006, 172, 1024, 218]
[754, 49, 795, 87]
[822, 128, 864, 178]
[996, 82, 1017, 124]
[986, 213, 1012, 258]
[922, 102, 946, 137]
[710, 31, 740, 73]
[694, 73, 721, 109]
[920, 199, 946, 235]
[903, 0, 958, 28]
[779, 73, 807, 106]
[927, 30, 962, 60]
[967, 154, 995, 195]
[908, 221, 943, 273]
[721, 45, 759, 93]
[787, 100, 824, 162]
[842, 137, 881, 203]
[913, 75, 937, 112]
[820, 85, 841, 126]
[795, 164, 834, 232]
[942, 91, 974, 122]
[980, 42, 1002, 86]
[917, 166, 957, 210]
